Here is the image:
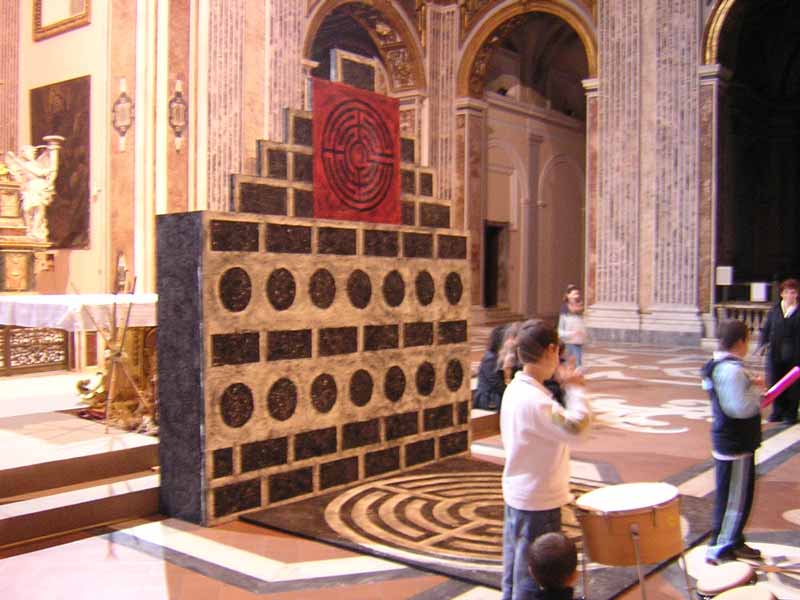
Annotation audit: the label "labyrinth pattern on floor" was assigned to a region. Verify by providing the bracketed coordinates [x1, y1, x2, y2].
[243, 456, 713, 597]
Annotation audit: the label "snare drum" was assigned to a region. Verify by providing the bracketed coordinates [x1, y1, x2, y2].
[575, 482, 682, 566]
[714, 585, 775, 599]
[696, 562, 757, 599]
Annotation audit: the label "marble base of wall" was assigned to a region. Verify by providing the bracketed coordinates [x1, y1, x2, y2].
[585, 302, 641, 343]
[639, 305, 703, 346]
[586, 303, 704, 346]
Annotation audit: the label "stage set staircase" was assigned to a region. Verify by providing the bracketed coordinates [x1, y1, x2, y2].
[0, 411, 159, 548]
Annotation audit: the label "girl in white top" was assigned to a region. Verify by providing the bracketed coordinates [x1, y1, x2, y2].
[500, 319, 592, 600]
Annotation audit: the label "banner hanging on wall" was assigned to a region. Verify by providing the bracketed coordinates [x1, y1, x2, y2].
[312, 78, 400, 224]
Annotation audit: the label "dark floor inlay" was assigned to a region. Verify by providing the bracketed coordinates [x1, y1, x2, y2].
[212, 447, 233, 478]
[267, 329, 312, 361]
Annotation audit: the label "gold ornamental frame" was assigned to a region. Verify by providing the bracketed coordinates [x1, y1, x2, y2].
[34, 0, 91, 42]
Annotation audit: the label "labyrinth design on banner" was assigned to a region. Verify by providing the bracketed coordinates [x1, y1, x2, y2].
[313, 78, 401, 224]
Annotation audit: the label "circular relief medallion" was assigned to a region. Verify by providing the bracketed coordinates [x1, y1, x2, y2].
[416, 361, 436, 396]
[311, 373, 337, 413]
[445, 359, 464, 392]
[219, 267, 252, 312]
[384, 366, 406, 402]
[349, 369, 374, 407]
[382, 270, 405, 307]
[267, 378, 297, 421]
[445, 272, 463, 305]
[310, 269, 336, 309]
[266, 268, 296, 311]
[220, 383, 254, 428]
[320, 99, 396, 212]
[347, 270, 372, 309]
[415, 271, 435, 306]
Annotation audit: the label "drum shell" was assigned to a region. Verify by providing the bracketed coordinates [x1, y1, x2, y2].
[576, 496, 682, 566]
[714, 585, 775, 599]
[696, 562, 757, 599]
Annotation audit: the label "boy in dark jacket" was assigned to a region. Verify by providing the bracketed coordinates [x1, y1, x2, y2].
[702, 320, 764, 565]
[527, 532, 580, 599]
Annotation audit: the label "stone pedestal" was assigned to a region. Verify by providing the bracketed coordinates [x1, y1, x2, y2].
[0, 179, 52, 292]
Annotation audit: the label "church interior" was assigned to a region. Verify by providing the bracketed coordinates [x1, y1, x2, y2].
[1, 1, 799, 599]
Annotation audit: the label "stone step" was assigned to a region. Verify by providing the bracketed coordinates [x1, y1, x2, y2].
[0, 472, 159, 548]
[0, 412, 159, 498]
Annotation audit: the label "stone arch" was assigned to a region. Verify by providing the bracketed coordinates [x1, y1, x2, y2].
[304, 0, 427, 93]
[702, 0, 737, 65]
[456, 0, 597, 98]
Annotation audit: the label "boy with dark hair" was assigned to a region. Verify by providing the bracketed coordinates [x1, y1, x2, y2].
[702, 319, 764, 565]
[527, 532, 579, 599]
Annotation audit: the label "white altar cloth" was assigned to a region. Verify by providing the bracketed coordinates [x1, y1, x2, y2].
[0, 294, 158, 332]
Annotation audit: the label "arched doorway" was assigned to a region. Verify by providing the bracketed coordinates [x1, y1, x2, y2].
[708, 0, 800, 290]
[303, 1, 427, 141]
[457, 4, 595, 319]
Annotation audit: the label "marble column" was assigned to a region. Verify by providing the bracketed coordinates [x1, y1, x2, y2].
[205, 2, 245, 210]
[698, 64, 732, 339]
[426, 4, 459, 204]
[0, 0, 18, 155]
[265, 0, 305, 142]
[582, 78, 598, 307]
[639, 0, 703, 344]
[585, 0, 642, 340]
[455, 97, 487, 306]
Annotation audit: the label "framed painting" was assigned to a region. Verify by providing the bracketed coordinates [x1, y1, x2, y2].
[34, 0, 91, 41]
[30, 75, 91, 249]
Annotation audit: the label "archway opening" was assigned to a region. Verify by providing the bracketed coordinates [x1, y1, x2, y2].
[716, 0, 800, 291]
[480, 12, 588, 317]
[309, 5, 388, 92]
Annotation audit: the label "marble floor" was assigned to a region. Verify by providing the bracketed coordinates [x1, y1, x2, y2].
[1, 336, 799, 599]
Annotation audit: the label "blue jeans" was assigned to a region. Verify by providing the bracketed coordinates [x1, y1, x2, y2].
[501, 504, 562, 600]
[565, 344, 583, 367]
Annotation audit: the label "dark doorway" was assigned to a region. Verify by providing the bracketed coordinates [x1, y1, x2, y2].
[717, 0, 800, 283]
[484, 224, 503, 307]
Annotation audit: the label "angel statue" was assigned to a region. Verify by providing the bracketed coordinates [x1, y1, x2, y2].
[5, 135, 65, 242]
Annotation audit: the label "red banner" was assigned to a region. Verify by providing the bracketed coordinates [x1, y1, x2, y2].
[312, 78, 401, 224]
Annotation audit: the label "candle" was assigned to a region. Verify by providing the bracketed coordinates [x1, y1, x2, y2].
[761, 366, 800, 408]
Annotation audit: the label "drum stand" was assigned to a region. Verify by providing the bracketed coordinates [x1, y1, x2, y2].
[580, 523, 694, 600]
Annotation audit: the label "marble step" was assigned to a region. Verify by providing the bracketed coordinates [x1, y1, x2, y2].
[0, 471, 159, 548]
[0, 411, 158, 498]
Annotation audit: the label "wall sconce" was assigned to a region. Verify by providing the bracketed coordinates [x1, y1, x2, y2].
[168, 79, 187, 151]
[111, 77, 133, 151]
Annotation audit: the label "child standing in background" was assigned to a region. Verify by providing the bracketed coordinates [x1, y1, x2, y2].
[558, 285, 586, 368]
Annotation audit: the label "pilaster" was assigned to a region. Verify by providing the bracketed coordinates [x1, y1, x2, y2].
[455, 97, 487, 305]
[586, 0, 641, 335]
[0, 0, 19, 155]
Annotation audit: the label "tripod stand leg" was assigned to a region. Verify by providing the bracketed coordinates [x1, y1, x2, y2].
[629, 524, 647, 600]
[678, 550, 693, 599]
